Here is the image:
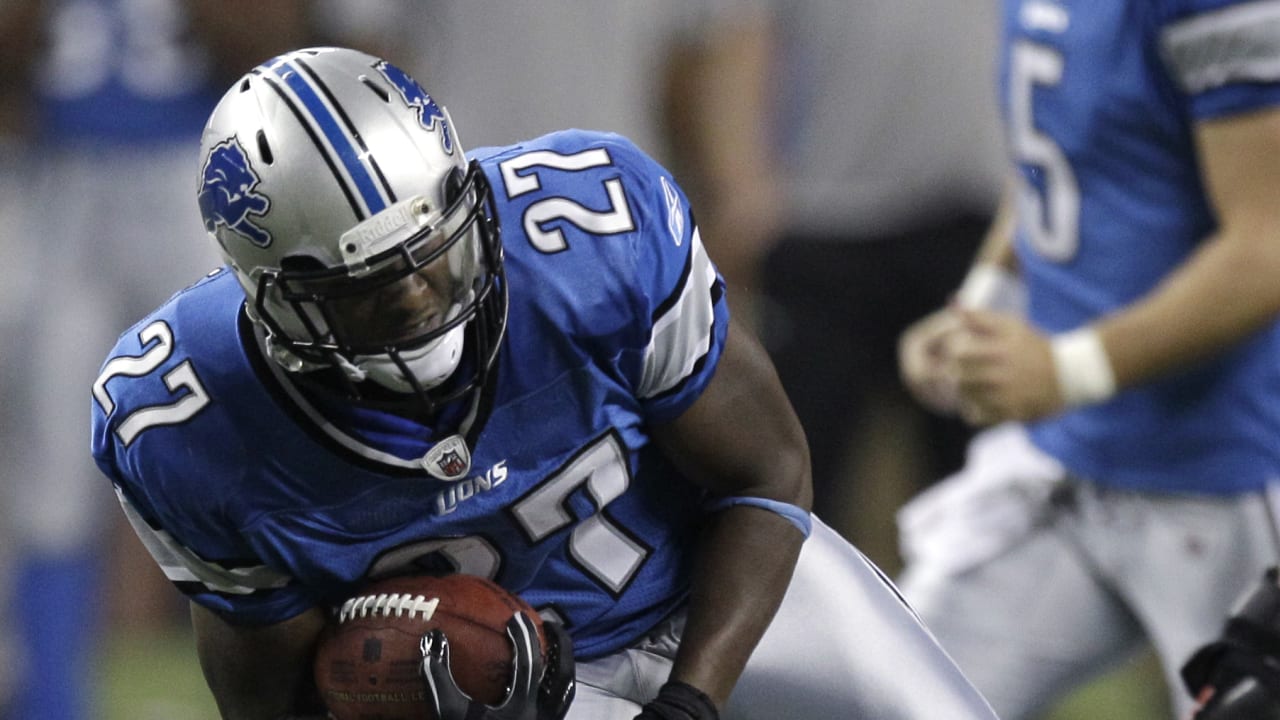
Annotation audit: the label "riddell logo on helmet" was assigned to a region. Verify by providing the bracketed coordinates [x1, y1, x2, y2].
[198, 138, 273, 248]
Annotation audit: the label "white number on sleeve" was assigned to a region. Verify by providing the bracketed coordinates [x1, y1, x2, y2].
[93, 320, 211, 445]
[498, 149, 636, 253]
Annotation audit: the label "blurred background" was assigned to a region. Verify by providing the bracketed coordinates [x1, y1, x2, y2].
[0, 1, 1169, 718]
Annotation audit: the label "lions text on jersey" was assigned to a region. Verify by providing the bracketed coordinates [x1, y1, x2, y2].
[91, 130, 726, 660]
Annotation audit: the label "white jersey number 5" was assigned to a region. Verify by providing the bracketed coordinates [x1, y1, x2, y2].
[1010, 41, 1081, 262]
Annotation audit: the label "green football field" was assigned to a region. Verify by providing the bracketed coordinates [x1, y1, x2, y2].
[96, 629, 219, 720]
[96, 626, 1173, 720]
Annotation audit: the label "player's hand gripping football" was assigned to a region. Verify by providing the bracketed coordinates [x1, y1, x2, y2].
[420, 612, 575, 720]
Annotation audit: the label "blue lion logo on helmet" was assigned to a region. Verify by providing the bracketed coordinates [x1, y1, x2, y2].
[198, 138, 273, 248]
[376, 61, 455, 155]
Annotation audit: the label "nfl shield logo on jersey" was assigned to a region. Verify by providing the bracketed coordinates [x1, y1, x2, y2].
[422, 434, 471, 481]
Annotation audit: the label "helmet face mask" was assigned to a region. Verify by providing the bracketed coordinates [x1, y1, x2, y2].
[197, 47, 506, 412]
[257, 163, 492, 356]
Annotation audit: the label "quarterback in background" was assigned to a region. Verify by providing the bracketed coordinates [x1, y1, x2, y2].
[91, 48, 997, 719]
[897, 0, 1280, 718]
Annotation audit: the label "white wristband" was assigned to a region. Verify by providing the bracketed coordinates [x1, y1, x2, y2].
[1050, 327, 1117, 408]
[955, 263, 1026, 313]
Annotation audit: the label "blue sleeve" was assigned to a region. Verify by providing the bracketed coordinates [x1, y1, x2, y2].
[597, 134, 730, 424]
[90, 284, 326, 626]
[1161, 0, 1280, 119]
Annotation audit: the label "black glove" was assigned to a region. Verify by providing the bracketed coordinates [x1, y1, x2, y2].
[1182, 568, 1280, 719]
[634, 681, 719, 720]
[420, 612, 576, 720]
[1183, 639, 1280, 719]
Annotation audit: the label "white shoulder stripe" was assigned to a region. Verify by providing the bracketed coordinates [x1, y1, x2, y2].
[638, 228, 718, 400]
[1162, 0, 1280, 93]
[115, 486, 292, 596]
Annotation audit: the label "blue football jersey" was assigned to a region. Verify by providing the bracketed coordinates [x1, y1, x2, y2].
[1002, 0, 1280, 492]
[34, 0, 218, 144]
[91, 130, 728, 659]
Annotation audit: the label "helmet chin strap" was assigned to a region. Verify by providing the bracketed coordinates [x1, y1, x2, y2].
[264, 331, 324, 374]
[351, 298, 472, 394]
[256, 315, 465, 396]
[333, 353, 369, 383]
[353, 322, 467, 393]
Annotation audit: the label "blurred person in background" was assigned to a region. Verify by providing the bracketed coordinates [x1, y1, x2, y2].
[663, 1, 1005, 554]
[0, 4, 44, 717]
[0, 2, 360, 717]
[385, 1, 733, 159]
[896, 0, 1280, 717]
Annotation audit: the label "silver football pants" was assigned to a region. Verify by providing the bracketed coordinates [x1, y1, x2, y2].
[570, 517, 999, 719]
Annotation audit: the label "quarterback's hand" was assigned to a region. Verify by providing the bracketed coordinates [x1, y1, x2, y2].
[948, 309, 1064, 425]
[420, 613, 575, 720]
[634, 681, 720, 720]
[898, 307, 964, 414]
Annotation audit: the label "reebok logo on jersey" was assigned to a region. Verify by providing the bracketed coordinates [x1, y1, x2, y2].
[198, 138, 273, 247]
[661, 176, 684, 246]
[433, 461, 509, 516]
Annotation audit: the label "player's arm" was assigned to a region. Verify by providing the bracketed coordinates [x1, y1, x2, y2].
[1095, 108, 1280, 387]
[948, 107, 1280, 424]
[190, 602, 328, 720]
[102, 479, 325, 718]
[647, 314, 812, 713]
[898, 183, 1020, 415]
[956, 181, 1020, 274]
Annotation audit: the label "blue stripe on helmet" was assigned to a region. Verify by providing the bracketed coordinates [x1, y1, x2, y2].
[269, 58, 387, 216]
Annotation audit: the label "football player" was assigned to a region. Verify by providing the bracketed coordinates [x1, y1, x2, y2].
[896, 0, 1280, 718]
[91, 47, 998, 719]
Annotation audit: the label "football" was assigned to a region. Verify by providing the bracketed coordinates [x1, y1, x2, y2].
[313, 573, 545, 720]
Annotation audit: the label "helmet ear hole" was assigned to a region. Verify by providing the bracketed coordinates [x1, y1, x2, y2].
[360, 76, 391, 103]
[280, 254, 326, 272]
[257, 130, 275, 165]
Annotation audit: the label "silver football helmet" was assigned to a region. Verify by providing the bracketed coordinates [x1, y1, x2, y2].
[196, 47, 505, 411]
